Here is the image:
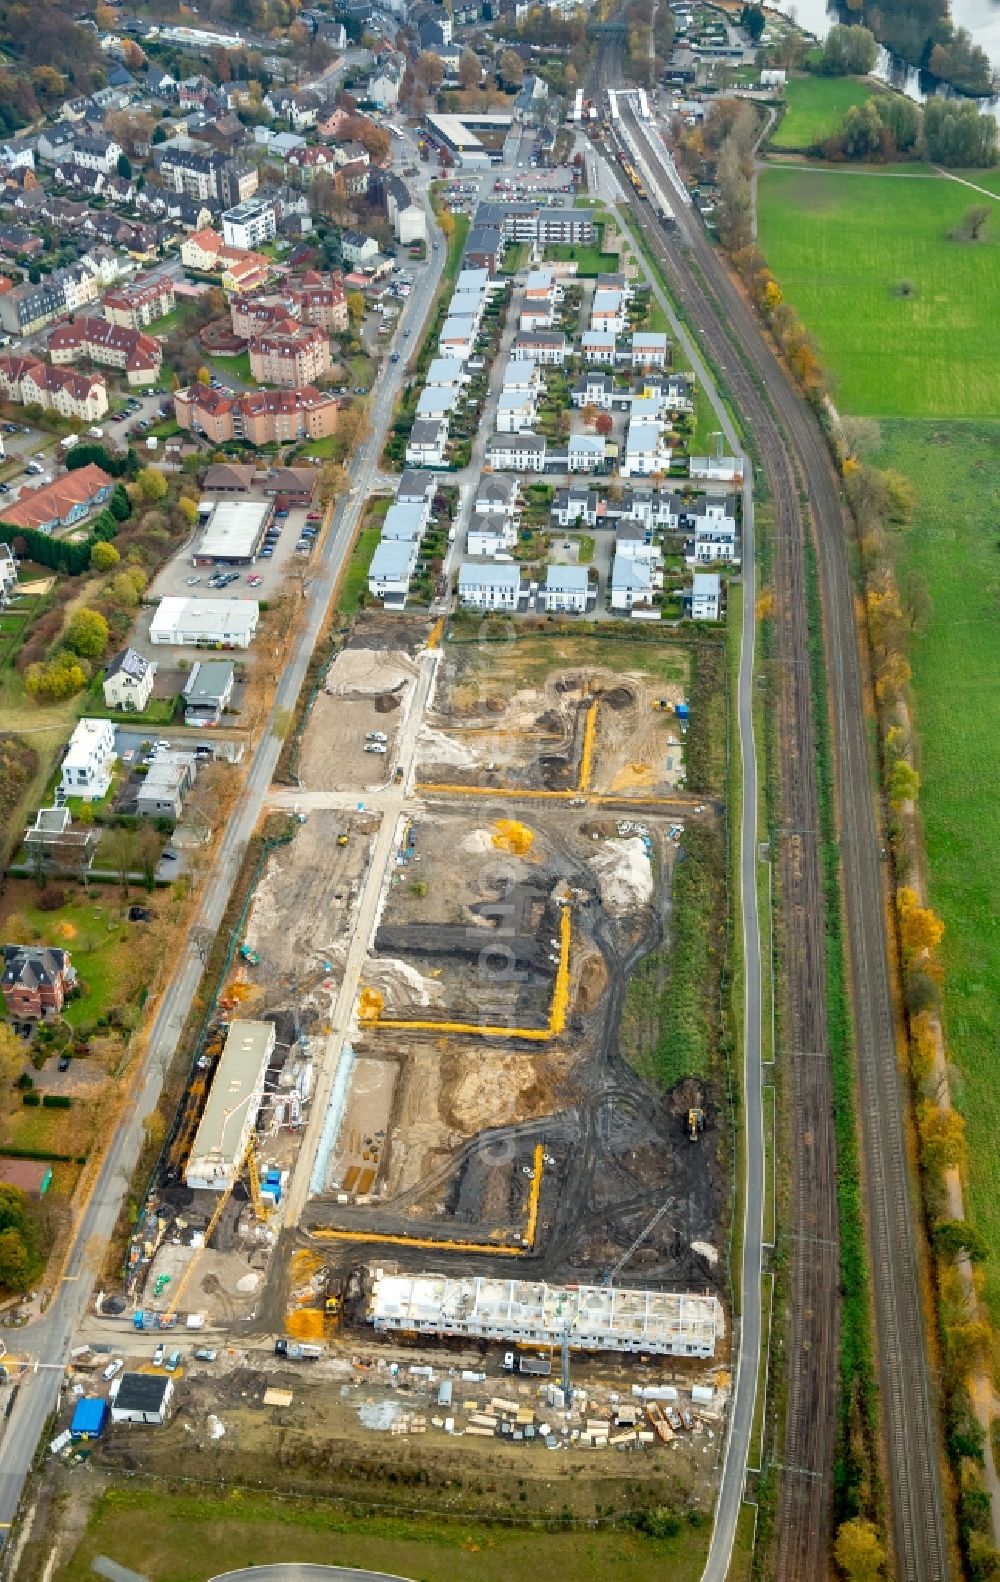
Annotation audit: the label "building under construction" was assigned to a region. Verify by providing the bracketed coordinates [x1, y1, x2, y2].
[365, 1272, 724, 1359]
[185, 1019, 275, 1192]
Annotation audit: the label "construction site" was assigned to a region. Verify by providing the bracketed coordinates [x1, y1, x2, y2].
[123, 620, 729, 1432]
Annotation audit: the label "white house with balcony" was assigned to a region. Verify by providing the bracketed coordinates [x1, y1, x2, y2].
[61, 717, 116, 801]
[467, 512, 518, 558]
[368, 538, 417, 605]
[610, 553, 655, 613]
[458, 561, 523, 610]
[541, 564, 590, 613]
[567, 434, 605, 473]
[690, 453, 742, 487]
[691, 570, 721, 621]
[496, 388, 537, 433]
[621, 420, 671, 478]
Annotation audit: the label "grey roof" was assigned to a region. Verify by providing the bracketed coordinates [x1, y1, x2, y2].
[105, 646, 152, 683]
[397, 470, 436, 501]
[488, 433, 545, 455]
[2, 944, 71, 992]
[459, 561, 522, 589]
[183, 660, 234, 705]
[382, 501, 426, 541]
[408, 419, 445, 446]
[545, 564, 589, 591]
[612, 555, 652, 590]
[693, 570, 721, 595]
[369, 538, 414, 580]
[477, 475, 517, 505]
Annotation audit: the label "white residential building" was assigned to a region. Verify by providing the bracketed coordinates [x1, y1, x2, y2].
[486, 434, 546, 472]
[590, 288, 625, 334]
[221, 195, 277, 250]
[467, 512, 517, 557]
[691, 570, 721, 620]
[541, 564, 590, 613]
[60, 717, 116, 801]
[689, 499, 739, 564]
[567, 434, 605, 473]
[615, 522, 662, 568]
[552, 487, 602, 529]
[406, 419, 449, 468]
[0, 542, 17, 607]
[475, 475, 519, 516]
[368, 538, 417, 604]
[610, 554, 655, 613]
[513, 331, 566, 365]
[519, 303, 553, 332]
[425, 357, 467, 390]
[438, 315, 478, 361]
[630, 332, 669, 368]
[416, 386, 459, 423]
[381, 501, 427, 543]
[582, 331, 617, 365]
[458, 561, 523, 610]
[102, 647, 156, 713]
[496, 389, 537, 434]
[621, 420, 671, 478]
[186, 1019, 275, 1191]
[502, 357, 541, 394]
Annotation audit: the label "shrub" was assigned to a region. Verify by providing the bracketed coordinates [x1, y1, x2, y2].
[42, 1093, 71, 1108]
[21, 1091, 39, 1106]
[36, 886, 67, 912]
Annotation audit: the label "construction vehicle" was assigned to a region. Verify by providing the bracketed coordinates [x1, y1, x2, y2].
[238, 945, 260, 966]
[275, 1338, 322, 1361]
[687, 1107, 705, 1142]
[336, 834, 349, 847]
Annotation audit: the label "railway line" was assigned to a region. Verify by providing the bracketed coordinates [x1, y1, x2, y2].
[586, 54, 947, 1582]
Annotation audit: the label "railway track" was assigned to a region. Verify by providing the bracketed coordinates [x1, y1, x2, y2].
[588, 59, 947, 1581]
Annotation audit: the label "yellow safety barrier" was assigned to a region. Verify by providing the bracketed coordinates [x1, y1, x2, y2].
[524, 1143, 545, 1248]
[577, 699, 599, 794]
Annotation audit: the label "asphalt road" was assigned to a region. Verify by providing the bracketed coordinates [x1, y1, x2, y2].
[208, 1568, 415, 1582]
[0, 176, 445, 1548]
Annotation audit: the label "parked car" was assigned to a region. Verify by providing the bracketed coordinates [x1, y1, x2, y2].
[247, 574, 262, 587]
[58, 1053, 71, 1072]
[102, 1357, 124, 1381]
[186, 576, 201, 586]
[364, 742, 387, 754]
[194, 1348, 218, 1362]
[152, 1343, 165, 1366]
[165, 1350, 182, 1372]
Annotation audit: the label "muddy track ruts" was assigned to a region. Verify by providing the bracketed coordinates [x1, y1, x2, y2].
[602, 83, 946, 1582]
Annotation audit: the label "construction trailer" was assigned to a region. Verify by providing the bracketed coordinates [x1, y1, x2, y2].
[185, 1019, 275, 1192]
[366, 1272, 724, 1360]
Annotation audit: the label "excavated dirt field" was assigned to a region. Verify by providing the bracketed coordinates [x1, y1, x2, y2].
[299, 645, 419, 793]
[238, 809, 379, 1029]
[419, 642, 689, 796]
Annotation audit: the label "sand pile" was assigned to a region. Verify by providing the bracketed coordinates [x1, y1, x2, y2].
[591, 837, 654, 913]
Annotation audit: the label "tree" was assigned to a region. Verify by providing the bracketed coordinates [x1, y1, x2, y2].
[25, 653, 88, 701]
[595, 411, 613, 436]
[90, 540, 120, 572]
[888, 759, 920, 808]
[346, 290, 366, 328]
[897, 887, 945, 958]
[415, 51, 445, 92]
[934, 1219, 988, 1264]
[65, 607, 109, 659]
[820, 23, 878, 75]
[31, 64, 67, 100]
[740, 4, 765, 41]
[834, 1517, 886, 1582]
[137, 466, 167, 502]
[0, 1024, 24, 1086]
[917, 1101, 965, 1174]
[117, 152, 133, 181]
[197, 366, 211, 386]
[841, 99, 884, 160]
[0, 1227, 30, 1292]
[581, 403, 599, 429]
[498, 49, 525, 89]
[318, 461, 349, 504]
[178, 496, 199, 525]
[951, 203, 991, 242]
[458, 48, 482, 89]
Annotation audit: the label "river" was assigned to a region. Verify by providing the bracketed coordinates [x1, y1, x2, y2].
[776, 0, 1000, 66]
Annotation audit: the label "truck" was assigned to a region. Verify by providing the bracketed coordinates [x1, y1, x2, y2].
[503, 1351, 552, 1377]
[274, 1339, 322, 1361]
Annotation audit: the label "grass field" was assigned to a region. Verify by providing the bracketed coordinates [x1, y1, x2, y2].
[871, 418, 1000, 1319]
[770, 73, 885, 150]
[757, 167, 1000, 415]
[55, 1486, 710, 1582]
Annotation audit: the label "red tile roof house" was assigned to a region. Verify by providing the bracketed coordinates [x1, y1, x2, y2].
[1, 463, 113, 532]
[2, 944, 75, 1021]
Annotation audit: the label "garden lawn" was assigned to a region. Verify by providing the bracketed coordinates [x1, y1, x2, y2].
[0, 885, 139, 1029]
[769, 73, 885, 150]
[756, 167, 1000, 415]
[55, 1486, 710, 1582]
[338, 501, 388, 614]
[872, 419, 1000, 1321]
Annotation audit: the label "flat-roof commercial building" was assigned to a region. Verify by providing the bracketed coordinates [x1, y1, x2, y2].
[367, 1273, 724, 1358]
[195, 499, 272, 565]
[186, 1019, 275, 1191]
[183, 659, 235, 726]
[135, 750, 195, 820]
[425, 112, 512, 167]
[149, 596, 260, 649]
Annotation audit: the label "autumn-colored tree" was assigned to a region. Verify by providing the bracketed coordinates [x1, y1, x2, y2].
[318, 462, 349, 504]
[415, 52, 445, 91]
[336, 400, 370, 456]
[0, 1024, 24, 1085]
[31, 64, 67, 99]
[178, 496, 199, 525]
[581, 403, 598, 429]
[888, 759, 920, 809]
[934, 1218, 988, 1264]
[908, 1008, 939, 1083]
[897, 887, 945, 959]
[197, 366, 211, 385]
[874, 649, 911, 703]
[458, 48, 482, 89]
[834, 1517, 886, 1582]
[917, 1100, 965, 1174]
[346, 291, 366, 328]
[137, 466, 167, 502]
[595, 411, 613, 436]
[498, 49, 525, 88]
[65, 607, 109, 659]
[90, 540, 120, 572]
[764, 278, 783, 309]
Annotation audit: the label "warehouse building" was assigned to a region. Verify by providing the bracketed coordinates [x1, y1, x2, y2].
[194, 498, 272, 565]
[367, 1272, 723, 1359]
[185, 1019, 275, 1191]
[149, 596, 259, 649]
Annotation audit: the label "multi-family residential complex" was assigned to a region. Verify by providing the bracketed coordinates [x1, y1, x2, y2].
[48, 318, 161, 386]
[0, 354, 108, 422]
[174, 384, 338, 445]
[246, 320, 331, 388]
[102, 273, 175, 330]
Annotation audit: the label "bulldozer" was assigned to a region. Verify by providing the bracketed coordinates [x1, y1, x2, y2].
[337, 834, 349, 847]
[687, 1107, 705, 1142]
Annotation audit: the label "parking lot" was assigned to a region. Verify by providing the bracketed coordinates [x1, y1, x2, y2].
[148, 506, 319, 607]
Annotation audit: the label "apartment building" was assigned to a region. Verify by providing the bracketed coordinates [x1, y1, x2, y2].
[174, 383, 339, 445]
[222, 194, 277, 250]
[103, 273, 175, 330]
[0, 354, 107, 422]
[247, 322, 331, 388]
[60, 716, 116, 800]
[48, 318, 161, 386]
